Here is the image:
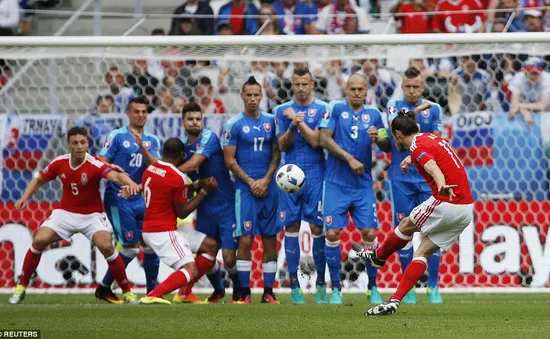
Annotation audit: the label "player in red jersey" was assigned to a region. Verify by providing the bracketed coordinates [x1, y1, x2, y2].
[353, 110, 474, 316]
[125, 137, 218, 304]
[9, 127, 141, 305]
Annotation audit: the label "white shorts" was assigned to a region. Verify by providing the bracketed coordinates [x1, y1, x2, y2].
[142, 230, 194, 270]
[177, 227, 206, 253]
[410, 196, 474, 251]
[41, 209, 112, 241]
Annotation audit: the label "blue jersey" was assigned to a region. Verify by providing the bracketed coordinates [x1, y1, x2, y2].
[183, 129, 235, 217]
[386, 99, 442, 183]
[223, 112, 277, 190]
[275, 99, 328, 181]
[100, 127, 161, 199]
[320, 100, 384, 188]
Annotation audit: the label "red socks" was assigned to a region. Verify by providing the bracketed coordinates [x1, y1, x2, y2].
[390, 257, 427, 302]
[149, 269, 191, 298]
[19, 245, 43, 287]
[376, 228, 412, 260]
[176, 253, 216, 296]
[106, 253, 131, 293]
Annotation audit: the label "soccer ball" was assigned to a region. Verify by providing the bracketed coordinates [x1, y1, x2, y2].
[276, 164, 305, 193]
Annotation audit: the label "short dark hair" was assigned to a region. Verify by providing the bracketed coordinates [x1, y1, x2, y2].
[403, 66, 422, 79]
[293, 66, 312, 78]
[151, 28, 165, 35]
[391, 109, 419, 136]
[67, 126, 88, 142]
[163, 137, 185, 160]
[126, 96, 149, 112]
[241, 76, 262, 93]
[182, 102, 202, 118]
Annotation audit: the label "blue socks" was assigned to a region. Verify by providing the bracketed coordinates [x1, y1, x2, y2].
[285, 231, 300, 289]
[398, 247, 414, 272]
[207, 265, 225, 293]
[142, 250, 160, 292]
[236, 260, 251, 293]
[325, 240, 341, 290]
[428, 249, 441, 288]
[312, 233, 326, 286]
[263, 261, 277, 289]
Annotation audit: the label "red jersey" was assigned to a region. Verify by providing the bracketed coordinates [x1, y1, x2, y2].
[397, 4, 431, 34]
[40, 153, 112, 214]
[432, 0, 485, 33]
[142, 160, 189, 233]
[410, 133, 473, 204]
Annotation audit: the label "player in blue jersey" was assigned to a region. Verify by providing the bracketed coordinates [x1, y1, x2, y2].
[95, 96, 162, 303]
[383, 66, 443, 304]
[173, 102, 240, 304]
[319, 74, 390, 304]
[275, 66, 329, 304]
[223, 76, 281, 304]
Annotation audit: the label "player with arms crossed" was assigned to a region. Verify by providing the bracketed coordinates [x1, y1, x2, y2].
[223, 76, 281, 304]
[383, 66, 444, 304]
[135, 102, 239, 303]
[353, 110, 474, 316]
[96, 96, 162, 303]
[9, 127, 141, 304]
[125, 138, 218, 304]
[275, 66, 330, 304]
[319, 74, 390, 304]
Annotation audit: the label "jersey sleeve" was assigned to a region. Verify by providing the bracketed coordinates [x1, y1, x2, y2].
[373, 109, 385, 130]
[173, 179, 188, 204]
[275, 105, 289, 136]
[411, 140, 435, 168]
[196, 133, 218, 159]
[320, 101, 337, 130]
[222, 120, 239, 147]
[39, 159, 60, 182]
[99, 130, 118, 160]
[431, 104, 443, 133]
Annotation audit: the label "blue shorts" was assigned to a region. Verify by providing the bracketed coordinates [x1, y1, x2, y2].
[196, 208, 238, 250]
[278, 176, 323, 227]
[104, 193, 145, 246]
[235, 182, 280, 237]
[322, 181, 378, 230]
[390, 180, 432, 227]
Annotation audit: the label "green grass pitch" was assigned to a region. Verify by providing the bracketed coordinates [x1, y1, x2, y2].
[1, 293, 549, 339]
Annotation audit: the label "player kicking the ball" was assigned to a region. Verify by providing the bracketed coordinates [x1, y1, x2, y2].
[353, 110, 473, 316]
[9, 127, 141, 304]
[125, 137, 218, 304]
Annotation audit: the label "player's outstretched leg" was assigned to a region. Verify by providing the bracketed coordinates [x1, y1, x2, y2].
[427, 249, 443, 304]
[262, 235, 280, 304]
[285, 227, 304, 304]
[96, 247, 138, 304]
[142, 266, 197, 305]
[311, 227, 327, 304]
[398, 242, 417, 304]
[325, 231, 343, 305]
[173, 253, 216, 304]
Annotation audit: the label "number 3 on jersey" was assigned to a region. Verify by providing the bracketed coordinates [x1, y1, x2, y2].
[351, 126, 358, 139]
[143, 177, 152, 207]
[129, 153, 143, 167]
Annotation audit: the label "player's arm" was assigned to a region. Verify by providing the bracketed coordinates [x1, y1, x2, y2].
[129, 129, 160, 165]
[368, 109, 390, 152]
[422, 159, 456, 199]
[105, 171, 141, 196]
[178, 154, 206, 173]
[264, 142, 281, 182]
[431, 104, 443, 137]
[14, 176, 48, 211]
[277, 107, 297, 152]
[174, 178, 217, 219]
[319, 128, 364, 174]
[223, 145, 253, 186]
[297, 120, 320, 149]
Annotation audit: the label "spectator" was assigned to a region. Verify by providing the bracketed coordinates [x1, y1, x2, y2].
[152, 88, 177, 114]
[248, 61, 271, 111]
[454, 56, 491, 112]
[358, 59, 396, 110]
[103, 66, 136, 113]
[509, 57, 550, 127]
[316, 0, 371, 34]
[96, 95, 115, 114]
[432, 0, 485, 33]
[311, 60, 348, 101]
[491, 18, 507, 33]
[271, 0, 316, 34]
[523, 9, 546, 33]
[257, 4, 280, 34]
[171, 16, 203, 35]
[194, 76, 226, 114]
[148, 29, 167, 82]
[173, 96, 187, 114]
[391, 0, 431, 34]
[266, 62, 292, 107]
[498, 0, 524, 32]
[125, 59, 160, 98]
[0, 0, 19, 36]
[170, 0, 215, 35]
[217, 0, 259, 35]
[216, 21, 234, 35]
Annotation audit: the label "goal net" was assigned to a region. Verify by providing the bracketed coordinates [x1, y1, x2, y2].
[0, 34, 549, 294]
